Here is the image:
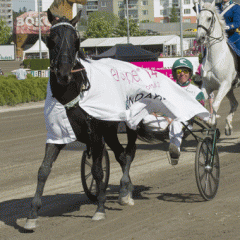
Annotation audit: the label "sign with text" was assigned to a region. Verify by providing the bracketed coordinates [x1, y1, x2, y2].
[14, 11, 51, 35]
[31, 70, 50, 78]
[131, 61, 174, 80]
[0, 45, 15, 60]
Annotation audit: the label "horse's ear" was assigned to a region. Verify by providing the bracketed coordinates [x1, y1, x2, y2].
[211, 0, 216, 8]
[47, 9, 55, 25]
[70, 10, 82, 27]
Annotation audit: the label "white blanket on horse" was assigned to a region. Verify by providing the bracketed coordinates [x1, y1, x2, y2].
[45, 58, 209, 143]
[78, 58, 209, 127]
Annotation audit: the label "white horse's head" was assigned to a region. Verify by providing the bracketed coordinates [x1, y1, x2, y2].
[196, 2, 227, 45]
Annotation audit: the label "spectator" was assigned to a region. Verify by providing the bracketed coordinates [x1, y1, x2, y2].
[16, 64, 27, 80]
[0, 68, 4, 75]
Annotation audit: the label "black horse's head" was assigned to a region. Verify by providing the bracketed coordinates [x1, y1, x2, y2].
[47, 9, 82, 86]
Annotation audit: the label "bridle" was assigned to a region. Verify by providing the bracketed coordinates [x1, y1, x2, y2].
[197, 8, 229, 78]
[197, 9, 224, 43]
[49, 22, 85, 74]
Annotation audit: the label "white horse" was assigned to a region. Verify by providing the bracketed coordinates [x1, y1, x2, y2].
[196, 1, 240, 135]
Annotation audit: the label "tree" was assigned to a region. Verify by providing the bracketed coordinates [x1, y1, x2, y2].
[169, 5, 179, 23]
[0, 19, 12, 44]
[84, 12, 147, 39]
[84, 12, 118, 38]
[114, 19, 147, 37]
[88, 11, 118, 28]
[85, 17, 113, 38]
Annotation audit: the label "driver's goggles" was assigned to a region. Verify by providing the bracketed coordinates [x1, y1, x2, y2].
[176, 69, 190, 74]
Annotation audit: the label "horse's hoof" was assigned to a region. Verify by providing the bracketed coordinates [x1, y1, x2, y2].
[119, 193, 134, 206]
[225, 128, 232, 136]
[24, 218, 38, 230]
[92, 212, 106, 221]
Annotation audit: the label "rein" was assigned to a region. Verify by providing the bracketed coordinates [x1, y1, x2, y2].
[50, 67, 85, 73]
[71, 68, 85, 73]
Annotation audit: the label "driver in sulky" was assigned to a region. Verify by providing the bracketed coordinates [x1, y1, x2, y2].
[142, 58, 205, 166]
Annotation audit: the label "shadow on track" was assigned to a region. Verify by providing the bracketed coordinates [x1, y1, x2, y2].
[0, 184, 151, 233]
[157, 193, 205, 203]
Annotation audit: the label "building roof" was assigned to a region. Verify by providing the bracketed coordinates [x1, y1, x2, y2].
[23, 39, 49, 59]
[92, 44, 158, 62]
[23, 39, 48, 54]
[81, 35, 186, 48]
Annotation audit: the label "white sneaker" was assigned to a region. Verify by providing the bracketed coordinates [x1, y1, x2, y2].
[169, 143, 180, 165]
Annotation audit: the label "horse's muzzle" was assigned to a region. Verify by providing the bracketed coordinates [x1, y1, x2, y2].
[196, 30, 206, 45]
[197, 36, 206, 45]
[56, 72, 72, 86]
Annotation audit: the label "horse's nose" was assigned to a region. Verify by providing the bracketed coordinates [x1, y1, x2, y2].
[197, 36, 205, 45]
[57, 74, 69, 86]
[56, 65, 72, 85]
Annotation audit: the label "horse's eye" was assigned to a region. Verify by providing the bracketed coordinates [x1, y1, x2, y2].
[207, 17, 211, 22]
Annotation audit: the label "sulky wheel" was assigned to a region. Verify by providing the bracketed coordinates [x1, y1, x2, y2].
[81, 146, 110, 202]
[195, 137, 220, 201]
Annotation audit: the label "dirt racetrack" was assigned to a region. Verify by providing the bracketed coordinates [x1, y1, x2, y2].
[1, 89, 240, 240]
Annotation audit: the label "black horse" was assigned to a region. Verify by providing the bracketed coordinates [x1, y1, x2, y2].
[24, 10, 154, 230]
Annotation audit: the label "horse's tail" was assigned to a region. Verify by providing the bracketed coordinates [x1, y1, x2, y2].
[136, 121, 169, 143]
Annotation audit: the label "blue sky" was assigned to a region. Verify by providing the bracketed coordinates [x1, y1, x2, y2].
[12, 0, 35, 12]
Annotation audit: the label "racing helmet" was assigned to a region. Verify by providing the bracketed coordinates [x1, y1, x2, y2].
[172, 58, 193, 80]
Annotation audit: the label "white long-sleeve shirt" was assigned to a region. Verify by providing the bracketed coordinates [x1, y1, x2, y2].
[16, 68, 27, 80]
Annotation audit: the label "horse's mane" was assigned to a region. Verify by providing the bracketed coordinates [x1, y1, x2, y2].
[202, 2, 227, 39]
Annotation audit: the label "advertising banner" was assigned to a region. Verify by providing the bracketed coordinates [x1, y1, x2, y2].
[131, 61, 163, 70]
[30, 70, 50, 78]
[14, 11, 51, 35]
[0, 45, 15, 60]
[131, 61, 174, 80]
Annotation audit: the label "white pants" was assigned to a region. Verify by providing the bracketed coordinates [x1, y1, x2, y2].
[143, 115, 192, 151]
[169, 120, 187, 151]
[142, 115, 170, 132]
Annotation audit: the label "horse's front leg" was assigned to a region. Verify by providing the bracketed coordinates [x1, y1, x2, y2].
[225, 88, 238, 135]
[24, 143, 65, 230]
[211, 80, 232, 126]
[118, 126, 137, 206]
[200, 86, 212, 124]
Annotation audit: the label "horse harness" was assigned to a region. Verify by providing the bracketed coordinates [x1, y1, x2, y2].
[50, 22, 83, 75]
[49, 22, 94, 150]
[197, 9, 225, 43]
[198, 8, 240, 76]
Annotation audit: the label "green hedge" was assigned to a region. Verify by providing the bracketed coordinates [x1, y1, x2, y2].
[0, 74, 48, 106]
[23, 59, 50, 70]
